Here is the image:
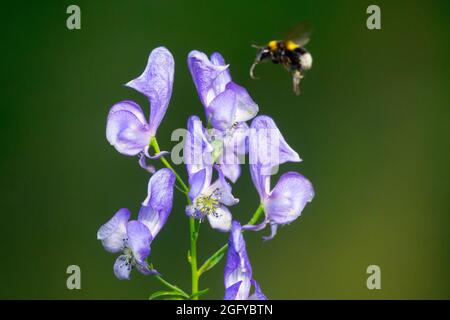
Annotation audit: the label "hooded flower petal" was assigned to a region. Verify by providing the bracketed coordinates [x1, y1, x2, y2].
[97, 208, 131, 253]
[189, 51, 258, 129]
[109, 100, 148, 124]
[264, 172, 314, 225]
[225, 82, 258, 123]
[224, 221, 252, 300]
[139, 168, 175, 238]
[126, 47, 174, 136]
[106, 101, 151, 156]
[250, 115, 301, 174]
[184, 116, 213, 178]
[207, 206, 232, 232]
[126, 220, 152, 264]
[249, 115, 301, 199]
[113, 254, 133, 280]
[188, 50, 229, 111]
[208, 89, 237, 130]
[210, 52, 232, 92]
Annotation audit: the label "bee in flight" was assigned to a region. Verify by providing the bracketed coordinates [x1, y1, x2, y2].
[250, 22, 313, 95]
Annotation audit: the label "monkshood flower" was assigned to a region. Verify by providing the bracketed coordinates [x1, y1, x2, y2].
[188, 50, 258, 182]
[246, 115, 314, 240]
[97, 169, 175, 279]
[106, 47, 174, 170]
[184, 116, 238, 231]
[224, 221, 267, 300]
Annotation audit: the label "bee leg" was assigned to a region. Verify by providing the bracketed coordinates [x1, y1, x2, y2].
[250, 62, 259, 79]
[292, 70, 303, 95]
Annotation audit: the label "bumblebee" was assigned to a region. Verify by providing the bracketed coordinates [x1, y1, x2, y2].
[250, 23, 312, 95]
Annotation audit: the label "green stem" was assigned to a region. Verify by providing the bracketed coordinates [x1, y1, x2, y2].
[155, 275, 190, 299]
[197, 204, 265, 277]
[150, 137, 189, 194]
[189, 218, 199, 299]
[151, 137, 199, 299]
[246, 204, 265, 226]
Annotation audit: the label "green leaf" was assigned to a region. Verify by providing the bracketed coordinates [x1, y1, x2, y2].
[198, 244, 228, 276]
[149, 291, 187, 300]
[190, 288, 209, 299]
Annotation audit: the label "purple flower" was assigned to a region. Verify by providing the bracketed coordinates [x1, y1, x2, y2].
[184, 117, 238, 232]
[247, 115, 314, 240]
[138, 168, 176, 238]
[184, 116, 213, 178]
[187, 51, 259, 182]
[97, 169, 175, 279]
[106, 47, 174, 162]
[224, 221, 267, 300]
[97, 209, 155, 280]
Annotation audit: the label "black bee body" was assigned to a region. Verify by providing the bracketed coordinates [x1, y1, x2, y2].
[266, 41, 307, 71]
[250, 24, 313, 95]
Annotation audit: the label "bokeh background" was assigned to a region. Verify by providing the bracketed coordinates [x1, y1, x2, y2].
[0, 0, 449, 299]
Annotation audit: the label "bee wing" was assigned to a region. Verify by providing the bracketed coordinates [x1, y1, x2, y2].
[284, 22, 312, 47]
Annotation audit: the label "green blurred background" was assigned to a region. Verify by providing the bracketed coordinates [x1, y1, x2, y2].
[0, 0, 449, 299]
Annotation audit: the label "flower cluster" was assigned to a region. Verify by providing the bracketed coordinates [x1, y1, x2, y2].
[97, 46, 314, 300]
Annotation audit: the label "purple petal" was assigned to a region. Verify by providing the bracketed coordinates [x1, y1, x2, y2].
[217, 162, 241, 184]
[97, 208, 130, 253]
[210, 52, 232, 93]
[225, 82, 259, 123]
[135, 262, 159, 276]
[249, 162, 271, 201]
[184, 116, 213, 178]
[225, 122, 249, 155]
[262, 223, 278, 241]
[113, 255, 132, 280]
[248, 280, 268, 300]
[207, 206, 232, 232]
[249, 115, 301, 199]
[144, 148, 170, 159]
[188, 168, 208, 201]
[139, 168, 175, 238]
[242, 217, 268, 232]
[224, 281, 242, 300]
[109, 100, 148, 124]
[249, 115, 301, 174]
[106, 101, 151, 156]
[217, 123, 248, 183]
[207, 168, 239, 206]
[264, 172, 314, 225]
[208, 89, 237, 130]
[138, 153, 156, 173]
[126, 221, 152, 264]
[126, 47, 174, 136]
[187, 50, 229, 111]
[224, 221, 252, 300]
